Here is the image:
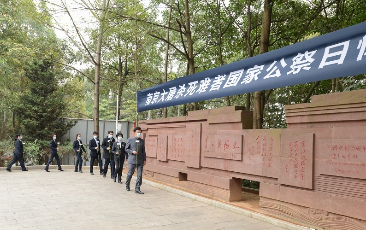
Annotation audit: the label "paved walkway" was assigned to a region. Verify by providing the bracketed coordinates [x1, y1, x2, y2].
[0, 167, 291, 230]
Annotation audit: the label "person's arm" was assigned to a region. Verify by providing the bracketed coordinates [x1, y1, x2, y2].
[125, 139, 133, 155]
[50, 140, 57, 151]
[80, 141, 86, 153]
[15, 140, 21, 151]
[111, 142, 117, 154]
[143, 140, 146, 162]
[101, 138, 108, 151]
[89, 140, 94, 151]
[73, 140, 78, 151]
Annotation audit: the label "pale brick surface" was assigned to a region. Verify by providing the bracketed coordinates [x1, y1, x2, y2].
[0, 167, 305, 230]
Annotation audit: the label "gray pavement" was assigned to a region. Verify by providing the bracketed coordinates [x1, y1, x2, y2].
[0, 166, 292, 230]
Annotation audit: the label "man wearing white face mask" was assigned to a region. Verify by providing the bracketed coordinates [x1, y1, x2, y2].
[125, 126, 146, 194]
[45, 133, 63, 172]
[102, 131, 115, 178]
[89, 131, 101, 175]
[6, 134, 27, 172]
[112, 132, 127, 183]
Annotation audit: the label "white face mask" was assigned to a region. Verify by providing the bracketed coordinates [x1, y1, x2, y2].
[53, 136, 56, 140]
[118, 136, 122, 141]
[94, 135, 98, 139]
[78, 136, 81, 140]
[136, 133, 141, 138]
[108, 135, 113, 138]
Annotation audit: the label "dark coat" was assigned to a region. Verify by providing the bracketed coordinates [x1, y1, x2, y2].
[102, 137, 115, 159]
[50, 139, 58, 155]
[73, 139, 86, 154]
[125, 137, 146, 164]
[89, 138, 100, 157]
[14, 139, 24, 155]
[111, 141, 127, 161]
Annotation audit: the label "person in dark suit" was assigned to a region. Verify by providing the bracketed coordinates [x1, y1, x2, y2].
[89, 131, 101, 175]
[6, 134, 28, 172]
[73, 134, 86, 173]
[125, 127, 146, 194]
[112, 132, 127, 183]
[102, 131, 115, 178]
[45, 133, 63, 172]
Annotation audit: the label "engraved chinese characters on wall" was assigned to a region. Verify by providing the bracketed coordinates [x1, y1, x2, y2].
[145, 136, 157, 158]
[319, 139, 366, 179]
[204, 134, 243, 161]
[168, 135, 185, 161]
[279, 132, 314, 189]
[243, 129, 281, 178]
[185, 123, 201, 168]
[157, 135, 168, 162]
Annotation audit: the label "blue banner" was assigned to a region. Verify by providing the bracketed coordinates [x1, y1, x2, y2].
[137, 21, 366, 112]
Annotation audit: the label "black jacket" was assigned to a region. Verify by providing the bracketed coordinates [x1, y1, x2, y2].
[112, 141, 127, 161]
[102, 137, 115, 159]
[73, 139, 86, 154]
[89, 138, 100, 157]
[50, 140, 58, 155]
[14, 139, 24, 155]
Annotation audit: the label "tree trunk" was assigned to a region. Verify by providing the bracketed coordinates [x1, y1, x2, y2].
[0, 111, 6, 141]
[253, 0, 272, 129]
[184, 0, 198, 111]
[135, 0, 139, 126]
[93, 0, 108, 134]
[245, 93, 251, 111]
[163, 0, 173, 118]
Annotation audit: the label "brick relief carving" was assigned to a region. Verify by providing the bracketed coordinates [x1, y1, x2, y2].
[157, 135, 168, 162]
[279, 132, 314, 189]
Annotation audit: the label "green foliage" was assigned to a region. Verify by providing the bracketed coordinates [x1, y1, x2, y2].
[0, 139, 14, 167]
[23, 139, 49, 165]
[242, 180, 260, 190]
[14, 59, 75, 140]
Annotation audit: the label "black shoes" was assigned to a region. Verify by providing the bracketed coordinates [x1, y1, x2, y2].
[45, 169, 50, 172]
[118, 181, 122, 184]
[74, 170, 78, 172]
[6, 168, 11, 172]
[113, 177, 116, 182]
[58, 169, 64, 171]
[22, 169, 28, 171]
[103, 174, 106, 178]
[126, 187, 130, 191]
[90, 172, 94, 175]
[100, 172, 103, 175]
[135, 190, 144, 194]
[79, 170, 83, 173]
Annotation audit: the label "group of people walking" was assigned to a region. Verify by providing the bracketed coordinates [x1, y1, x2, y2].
[6, 127, 147, 194]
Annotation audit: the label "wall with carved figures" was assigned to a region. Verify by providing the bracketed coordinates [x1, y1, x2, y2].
[136, 89, 366, 229]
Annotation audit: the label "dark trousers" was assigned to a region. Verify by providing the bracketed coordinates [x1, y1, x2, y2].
[125, 163, 143, 191]
[75, 152, 83, 171]
[103, 158, 115, 177]
[114, 155, 125, 182]
[45, 152, 61, 170]
[7, 153, 26, 170]
[90, 155, 103, 173]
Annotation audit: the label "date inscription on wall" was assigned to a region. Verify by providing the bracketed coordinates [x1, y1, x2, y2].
[320, 139, 366, 179]
[145, 136, 158, 158]
[204, 135, 242, 161]
[279, 132, 314, 189]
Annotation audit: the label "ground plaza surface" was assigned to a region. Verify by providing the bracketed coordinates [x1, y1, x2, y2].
[0, 166, 310, 230]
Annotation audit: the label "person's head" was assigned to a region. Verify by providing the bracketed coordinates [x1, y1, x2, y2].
[52, 133, 57, 140]
[108, 131, 114, 139]
[134, 127, 142, 138]
[15, 134, 22, 140]
[93, 131, 98, 139]
[76, 134, 81, 140]
[116, 132, 123, 141]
